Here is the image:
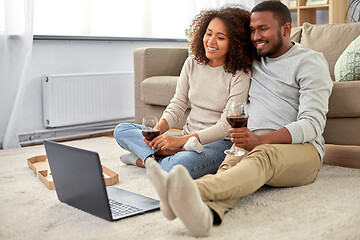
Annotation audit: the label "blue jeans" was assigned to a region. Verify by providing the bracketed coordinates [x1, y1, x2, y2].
[113, 123, 232, 179]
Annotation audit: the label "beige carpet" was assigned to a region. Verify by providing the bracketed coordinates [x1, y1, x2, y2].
[0, 136, 359, 240]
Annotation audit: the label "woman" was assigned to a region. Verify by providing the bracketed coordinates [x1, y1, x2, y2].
[114, 6, 256, 179]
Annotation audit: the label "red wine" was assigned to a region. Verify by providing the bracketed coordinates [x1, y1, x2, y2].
[226, 115, 248, 128]
[142, 129, 160, 141]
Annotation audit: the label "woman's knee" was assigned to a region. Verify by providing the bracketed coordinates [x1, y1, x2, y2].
[113, 122, 137, 140]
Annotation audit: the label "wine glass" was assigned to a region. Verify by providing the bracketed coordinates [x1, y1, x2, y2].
[142, 116, 160, 158]
[142, 116, 160, 141]
[224, 100, 248, 156]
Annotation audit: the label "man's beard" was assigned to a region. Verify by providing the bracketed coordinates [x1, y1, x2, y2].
[257, 31, 283, 58]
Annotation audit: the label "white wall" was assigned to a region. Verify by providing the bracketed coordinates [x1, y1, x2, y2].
[16, 39, 187, 139]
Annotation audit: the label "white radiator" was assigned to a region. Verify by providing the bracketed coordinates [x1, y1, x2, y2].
[42, 72, 134, 128]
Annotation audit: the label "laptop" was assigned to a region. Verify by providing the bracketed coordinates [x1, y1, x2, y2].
[43, 140, 160, 221]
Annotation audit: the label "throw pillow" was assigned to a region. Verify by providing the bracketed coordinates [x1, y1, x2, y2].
[300, 22, 360, 81]
[334, 35, 360, 82]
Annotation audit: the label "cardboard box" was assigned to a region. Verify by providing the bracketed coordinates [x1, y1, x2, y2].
[27, 155, 119, 190]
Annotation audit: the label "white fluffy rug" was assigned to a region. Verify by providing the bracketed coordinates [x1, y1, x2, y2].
[0, 136, 359, 240]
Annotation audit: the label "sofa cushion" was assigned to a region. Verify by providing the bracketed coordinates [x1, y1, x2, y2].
[141, 76, 178, 106]
[334, 35, 360, 82]
[300, 22, 360, 81]
[327, 81, 360, 118]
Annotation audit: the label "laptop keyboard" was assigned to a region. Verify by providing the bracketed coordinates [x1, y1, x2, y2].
[109, 199, 143, 218]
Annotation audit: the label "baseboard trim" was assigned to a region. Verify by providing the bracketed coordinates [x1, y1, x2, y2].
[18, 118, 133, 147]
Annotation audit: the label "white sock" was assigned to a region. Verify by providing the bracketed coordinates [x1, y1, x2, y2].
[120, 152, 139, 165]
[145, 158, 176, 220]
[168, 165, 213, 237]
[184, 136, 204, 153]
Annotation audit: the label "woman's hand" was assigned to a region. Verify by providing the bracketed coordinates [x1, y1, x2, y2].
[144, 134, 188, 150]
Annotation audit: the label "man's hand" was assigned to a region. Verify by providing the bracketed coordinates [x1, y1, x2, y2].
[229, 126, 292, 151]
[229, 127, 262, 151]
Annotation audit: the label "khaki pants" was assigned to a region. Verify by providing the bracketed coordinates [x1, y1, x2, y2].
[195, 143, 321, 223]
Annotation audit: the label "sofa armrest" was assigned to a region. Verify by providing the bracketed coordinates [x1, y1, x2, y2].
[133, 47, 188, 123]
[134, 47, 188, 79]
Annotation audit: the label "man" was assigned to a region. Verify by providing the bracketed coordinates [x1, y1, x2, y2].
[145, 1, 333, 237]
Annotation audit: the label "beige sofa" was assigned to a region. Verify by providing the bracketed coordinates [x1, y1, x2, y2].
[134, 22, 360, 168]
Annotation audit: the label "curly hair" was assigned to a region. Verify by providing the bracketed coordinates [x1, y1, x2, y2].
[188, 5, 256, 75]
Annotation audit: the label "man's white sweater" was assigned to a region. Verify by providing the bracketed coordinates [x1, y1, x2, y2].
[248, 42, 333, 160]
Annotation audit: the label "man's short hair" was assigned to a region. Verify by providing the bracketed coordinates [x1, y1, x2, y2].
[251, 1, 292, 26]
